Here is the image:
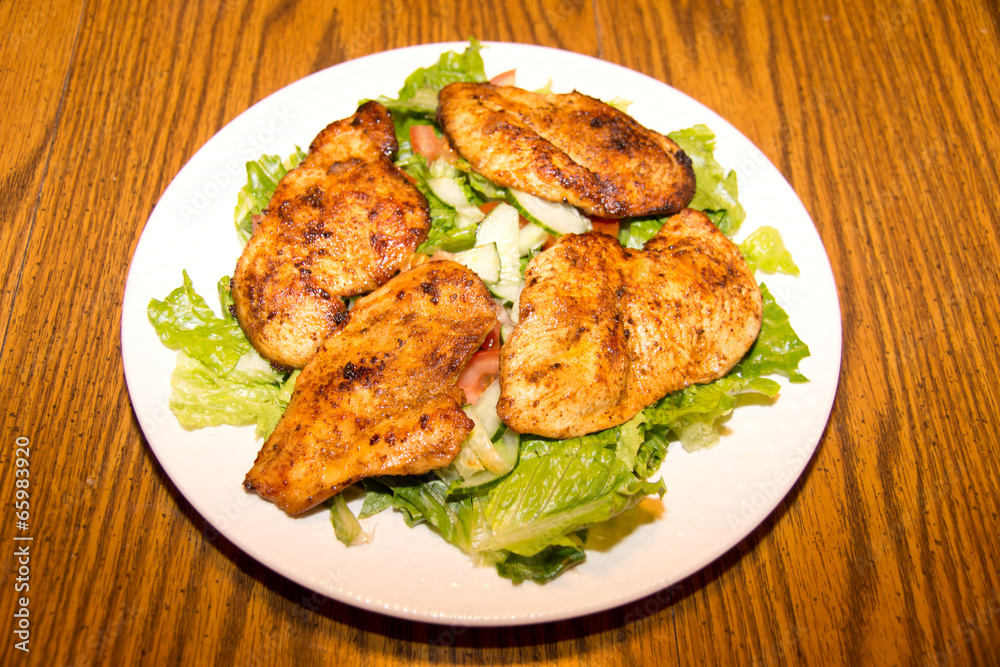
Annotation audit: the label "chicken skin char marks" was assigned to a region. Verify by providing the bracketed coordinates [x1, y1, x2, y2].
[436, 82, 696, 219]
[498, 209, 763, 440]
[244, 260, 499, 515]
[232, 101, 431, 370]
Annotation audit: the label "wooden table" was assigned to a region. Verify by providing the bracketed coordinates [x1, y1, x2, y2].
[2, 0, 998, 664]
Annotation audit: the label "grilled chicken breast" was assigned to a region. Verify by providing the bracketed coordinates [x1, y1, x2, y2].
[437, 82, 695, 219]
[244, 260, 498, 515]
[498, 209, 762, 439]
[232, 101, 430, 369]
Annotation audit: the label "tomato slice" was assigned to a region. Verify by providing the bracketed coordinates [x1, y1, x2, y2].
[479, 324, 502, 351]
[456, 350, 500, 405]
[478, 201, 501, 215]
[589, 216, 621, 237]
[489, 69, 517, 86]
[409, 124, 456, 162]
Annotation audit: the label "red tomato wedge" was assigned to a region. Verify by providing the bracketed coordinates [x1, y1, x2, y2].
[589, 216, 621, 237]
[489, 69, 517, 86]
[479, 324, 501, 351]
[456, 350, 500, 405]
[409, 124, 456, 163]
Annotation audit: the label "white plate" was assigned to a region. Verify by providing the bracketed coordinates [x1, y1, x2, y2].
[121, 41, 841, 626]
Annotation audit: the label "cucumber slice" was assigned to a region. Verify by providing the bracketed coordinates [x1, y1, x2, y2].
[476, 380, 503, 439]
[451, 428, 489, 479]
[509, 189, 591, 236]
[452, 243, 500, 284]
[446, 468, 505, 497]
[426, 176, 468, 207]
[446, 429, 520, 497]
[489, 280, 523, 304]
[475, 203, 521, 286]
[459, 405, 515, 475]
[495, 428, 520, 469]
[518, 223, 550, 255]
[469, 426, 511, 474]
[426, 176, 485, 228]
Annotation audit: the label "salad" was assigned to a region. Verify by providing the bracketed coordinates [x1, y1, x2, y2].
[147, 40, 809, 584]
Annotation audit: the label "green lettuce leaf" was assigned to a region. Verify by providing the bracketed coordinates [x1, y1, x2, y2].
[378, 476, 482, 556]
[619, 216, 665, 249]
[148, 272, 249, 375]
[472, 436, 665, 557]
[167, 350, 296, 438]
[358, 479, 395, 518]
[356, 424, 664, 582]
[149, 273, 296, 438]
[374, 38, 486, 118]
[739, 284, 811, 382]
[495, 541, 587, 584]
[234, 148, 306, 246]
[668, 125, 746, 235]
[645, 375, 781, 452]
[740, 226, 800, 276]
[329, 495, 368, 546]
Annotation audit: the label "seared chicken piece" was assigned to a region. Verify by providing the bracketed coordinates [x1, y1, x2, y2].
[498, 209, 762, 439]
[232, 101, 430, 369]
[244, 260, 498, 515]
[437, 82, 695, 219]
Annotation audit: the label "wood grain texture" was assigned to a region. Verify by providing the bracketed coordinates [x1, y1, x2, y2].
[1, 0, 998, 664]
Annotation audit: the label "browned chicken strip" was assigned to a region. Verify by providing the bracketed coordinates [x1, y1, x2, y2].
[232, 101, 430, 369]
[244, 260, 498, 515]
[437, 82, 695, 219]
[497, 209, 762, 439]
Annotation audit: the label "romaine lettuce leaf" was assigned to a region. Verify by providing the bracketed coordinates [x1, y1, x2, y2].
[148, 272, 249, 375]
[167, 350, 296, 438]
[374, 38, 486, 118]
[234, 149, 306, 246]
[645, 375, 781, 452]
[668, 125, 746, 235]
[619, 216, 664, 249]
[472, 435, 665, 557]
[149, 273, 296, 438]
[329, 495, 369, 546]
[739, 284, 811, 382]
[740, 226, 800, 276]
[495, 542, 587, 584]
